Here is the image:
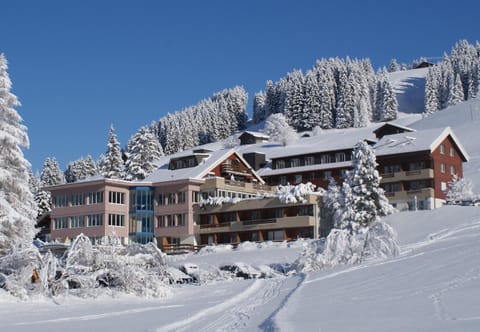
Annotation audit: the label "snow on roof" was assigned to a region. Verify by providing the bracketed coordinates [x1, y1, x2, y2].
[374, 126, 470, 161]
[237, 125, 379, 160]
[144, 148, 235, 183]
[373, 122, 416, 134]
[240, 131, 270, 139]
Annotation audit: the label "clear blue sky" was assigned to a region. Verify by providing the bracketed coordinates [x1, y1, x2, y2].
[1, 0, 479, 173]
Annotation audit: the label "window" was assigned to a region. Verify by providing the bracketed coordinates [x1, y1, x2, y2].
[275, 208, 284, 218]
[298, 206, 314, 216]
[440, 144, 445, 154]
[167, 215, 175, 227]
[158, 193, 165, 206]
[54, 217, 68, 229]
[176, 214, 186, 226]
[449, 148, 454, 157]
[177, 192, 186, 204]
[54, 194, 68, 208]
[108, 214, 125, 227]
[192, 191, 200, 203]
[409, 161, 426, 171]
[290, 158, 300, 167]
[450, 165, 456, 175]
[340, 169, 348, 178]
[279, 176, 287, 185]
[383, 164, 401, 173]
[276, 160, 285, 169]
[88, 191, 103, 204]
[320, 154, 331, 164]
[384, 183, 401, 193]
[109, 191, 125, 204]
[335, 152, 346, 162]
[441, 181, 447, 191]
[187, 158, 196, 167]
[157, 216, 166, 228]
[87, 214, 103, 227]
[294, 174, 302, 184]
[440, 163, 446, 173]
[71, 193, 85, 206]
[167, 192, 176, 205]
[266, 230, 284, 241]
[71, 215, 85, 228]
[323, 170, 332, 180]
[304, 156, 315, 166]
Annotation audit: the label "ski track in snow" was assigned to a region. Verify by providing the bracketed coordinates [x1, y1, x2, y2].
[11, 304, 184, 326]
[155, 278, 286, 332]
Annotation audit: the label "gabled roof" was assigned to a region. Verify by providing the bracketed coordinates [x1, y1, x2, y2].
[373, 122, 416, 135]
[374, 126, 469, 161]
[144, 148, 265, 184]
[239, 131, 270, 139]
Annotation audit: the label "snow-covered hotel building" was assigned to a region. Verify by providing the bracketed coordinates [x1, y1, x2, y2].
[45, 123, 469, 249]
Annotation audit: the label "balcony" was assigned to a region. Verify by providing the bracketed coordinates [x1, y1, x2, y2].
[380, 168, 434, 183]
[202, 177, 271, 194]
[384, 188, 435, 201]
[198, 215, 316, 234]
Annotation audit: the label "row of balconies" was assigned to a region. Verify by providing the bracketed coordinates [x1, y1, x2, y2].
[384, 188, 435, 201]
[380, 168, 434, 183]
[197, 215, 316, 234]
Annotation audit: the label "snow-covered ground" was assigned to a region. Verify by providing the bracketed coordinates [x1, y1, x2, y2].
[1, 205, 479, 331]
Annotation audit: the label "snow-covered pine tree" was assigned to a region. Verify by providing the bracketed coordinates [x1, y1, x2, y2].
[447, 73, 465, 106]
[253, 91, 267, 124]
[388, 58, 400, 72]
[101, 125, 124, 179]
[338, 141, 394, 233]
[424, 67, 441, 116]
[263, 113, 297, 146]
[40, 157, 65, 186]
[124, 126, 164, 180]
[302, 70, 322, 130]
[0, 53, 37, 254]
[64, 158, 87, 183]
[335, 70, 354, 128]
[284, 70, 306, 131]
[317, 69, 335, 129]
[380, 77, 398, 121]
[83, 155, 99, 178]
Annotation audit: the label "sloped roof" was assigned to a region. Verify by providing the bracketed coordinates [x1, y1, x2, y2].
[239, 131, 270, 139]
[373, 126, 469, 161]
[144, 149, 265, 184]
[373, 122, 416, 134]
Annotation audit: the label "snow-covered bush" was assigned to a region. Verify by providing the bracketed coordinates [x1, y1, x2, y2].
[275, 182, 317, 204]
[0, 246, 41, 299]
[294, 221, 399, 273]
[445, 174, 475, 204]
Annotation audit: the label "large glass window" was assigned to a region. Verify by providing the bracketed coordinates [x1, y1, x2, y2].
[108, 214, 125, 226]
[54, 217, 69, 229]
[88, 191, 104, 204]
[71, 193, 85, 206]
[71, 215, 85, 228]
[129, 213, 153, 233]
[276, 160, 286, 169]
[177, 192, 186, 204]
[87, 214, 103, 227]
[54, 194, 68, 208]
[109, 191, 125, 204]
[130, 187, 153, 211]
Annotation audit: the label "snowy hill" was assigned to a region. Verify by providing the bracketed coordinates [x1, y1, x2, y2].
[388, 67, 428, 115]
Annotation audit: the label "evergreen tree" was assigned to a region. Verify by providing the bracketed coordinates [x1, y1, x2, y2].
[388, 58, 400, 72]
[302, 70, 322, 130]
[263, 113, 297, 146]
[317, 70, 335, 129]
[424, 67, 440, 115]
[64, 158, 87, 183]
[0, 53, 37, 254]
[448, 73, 465, 106]
[253, 91, 266, 124]
[283, 70, 306, 130]
[380, 78, 398, 121]
[336, 141, 394, 233]
[84, 155, 99, 178]
[101, 125, 124, 179]
[124, 126, 164, 180]
[335, 70, 354, 128]
[29, 171, 51, 218]
[40, 157, 65, 186]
